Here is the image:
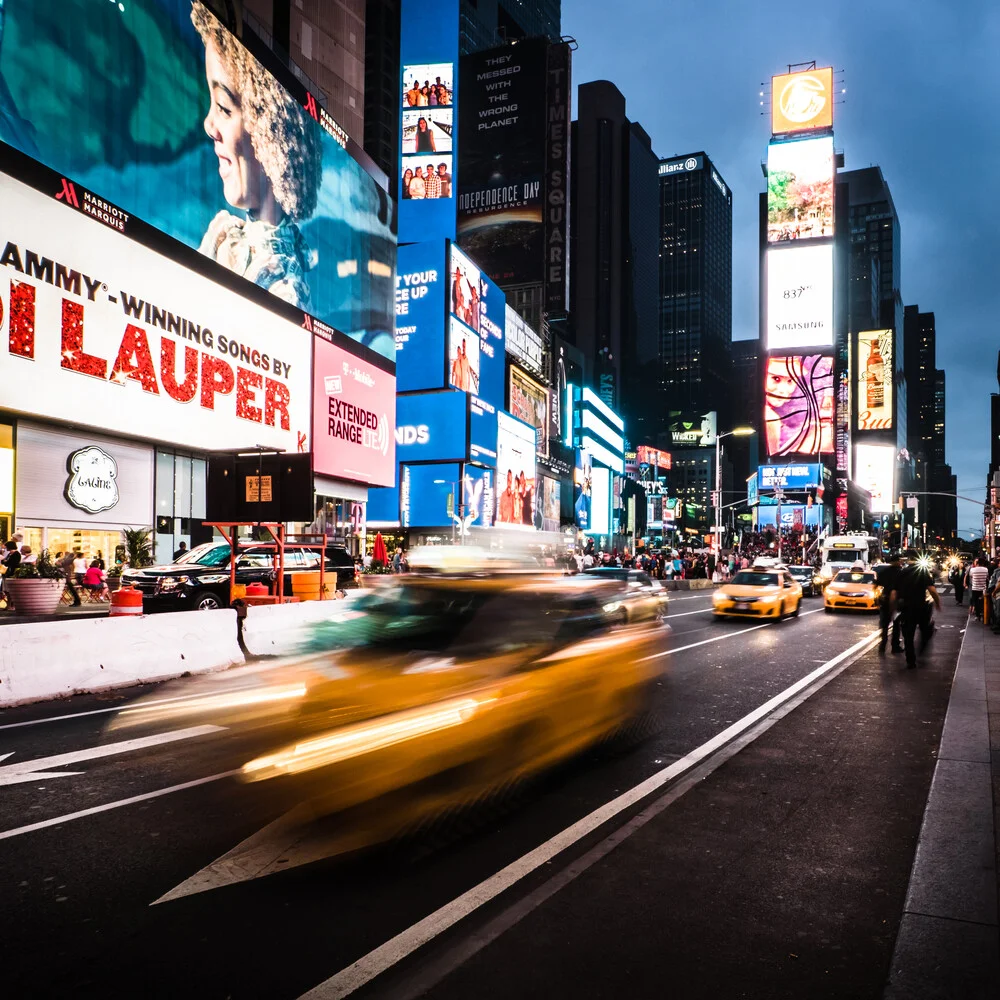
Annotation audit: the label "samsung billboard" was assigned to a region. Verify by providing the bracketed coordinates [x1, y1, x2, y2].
[765, 244, 834, 351]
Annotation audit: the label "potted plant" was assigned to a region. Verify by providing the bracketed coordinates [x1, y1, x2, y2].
[6, 549, 67, 614]
[121, 527, 154, 572]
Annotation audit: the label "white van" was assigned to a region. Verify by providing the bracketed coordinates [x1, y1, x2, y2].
[817, 535, 877, 586]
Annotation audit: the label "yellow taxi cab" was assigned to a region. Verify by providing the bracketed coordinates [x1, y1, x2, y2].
[112, 568, 668, 854]
[823, 569, 881, 612]
[712, 566, 802, 619]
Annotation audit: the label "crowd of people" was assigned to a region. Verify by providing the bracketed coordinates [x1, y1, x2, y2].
[0, 535, 111, 611]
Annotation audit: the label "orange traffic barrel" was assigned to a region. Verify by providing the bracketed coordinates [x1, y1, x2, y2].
[245, 582, 269, 597]
[110, 584, 144, 617]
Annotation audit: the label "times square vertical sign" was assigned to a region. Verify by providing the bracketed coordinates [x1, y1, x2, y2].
[545, 43, 571, 315]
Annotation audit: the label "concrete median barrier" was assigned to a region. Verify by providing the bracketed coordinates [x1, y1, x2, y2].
[0, 609, 244, 707]
[241, 600, 350, 658]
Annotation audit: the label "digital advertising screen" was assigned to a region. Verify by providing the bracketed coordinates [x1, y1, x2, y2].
[395, 391, 467, 463]
[636, 445, 671, 470]
[456, 38, 547, 286]
[589, 466, 611, 535]
[669, 411, 718, 447]
[855, 444, 895, 513]
[767, 136, 834, 243]
[505, 304, 545, 374]
[538, 476, 561, 532]
[764, 354, 834, 458]
[461, 465, 494, 529]
[313, 337, 396, 487]
[758, 464, 824, 491]
[468, 394, 498, 465]
[401, 461, 460, 528]
[495, 411, 536, 529]
[395, 241, 446, 392]
[509, 366, 549, 459]
[0, 0, 396, 360]
[574, 449, 592, 530]
[447, 243, 504, 407]
[399, 0, 459, 243]
[766, 244, 834, 351]
[771, 67, 834, 135]
[856, 330, 893, 432]
[0, 167, 311, 454]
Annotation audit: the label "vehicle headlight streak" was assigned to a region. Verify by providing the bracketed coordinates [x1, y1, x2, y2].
[241, 695, 495, 780]
[120, 683, 309, 720]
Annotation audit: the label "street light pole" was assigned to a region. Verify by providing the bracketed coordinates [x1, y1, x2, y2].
[714, 427, 755, 567]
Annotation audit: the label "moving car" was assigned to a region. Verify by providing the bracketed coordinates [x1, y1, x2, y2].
[712, 567, 802, 619]
[121, 540, 358, 611]
[113, 573, 668, 855]
[787, 564, 818, 597]
[823, 569, 881, 612]
[581, 567, 669, 621]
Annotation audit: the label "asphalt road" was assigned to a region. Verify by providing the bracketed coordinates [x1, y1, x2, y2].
[0, 590, 963, 999]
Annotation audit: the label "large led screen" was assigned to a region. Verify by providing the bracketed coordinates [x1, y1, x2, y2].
[509, 366, 549, 458]
[771, 67, 834, 135]
[574, 449, 592, 530]
[447, 243, 504, 407]
[399, 0, 459, 243]
[0, 0, 395, 360]
[313, 337, 396, 487]
[855, 444, 895, 513]
[462, 466, 494, 529]
[0, 168, 310, 454]
[589, 466, 611, 535]
[395, 391, 467, 463]
[401, 461, 460, 528]
[857, 330, 893, 432]
[395, 242, 446, 392]
[495, 411, 536, 529]
[764, 355, 834, 458]
[766, 244, 834, 351]
[767, 136, 834, 243]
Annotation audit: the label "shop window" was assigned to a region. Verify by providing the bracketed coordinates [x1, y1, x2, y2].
[154, 450, 209, 565]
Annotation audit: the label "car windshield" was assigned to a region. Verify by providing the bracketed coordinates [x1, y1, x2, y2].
[834, 571, 876, 584]
[175, 543, 231, 567]
[731, 571, 779, 587]
[788, 567, 810, 576]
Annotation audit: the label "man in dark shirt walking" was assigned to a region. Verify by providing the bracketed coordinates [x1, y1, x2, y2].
[876, 552, 902, 655]
[891, 549, 941, 669]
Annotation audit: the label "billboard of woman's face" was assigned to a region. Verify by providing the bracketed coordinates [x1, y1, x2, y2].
[0, 0, 396, 359]
[764, 355, 835, 457]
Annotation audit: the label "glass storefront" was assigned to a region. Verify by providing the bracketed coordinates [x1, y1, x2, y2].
[22, 526, 123, 568]
[153, 450, 208, 565]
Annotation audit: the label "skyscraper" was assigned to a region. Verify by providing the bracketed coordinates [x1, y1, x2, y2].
[459, 0, 561, 54]
[570, 81, 659, 415]
[363, 0, 401, 180]
[657, 152, 733, 424]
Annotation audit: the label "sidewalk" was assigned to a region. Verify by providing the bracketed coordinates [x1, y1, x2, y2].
[0, 603, 109, 626]
[885, 612, 1000, 999]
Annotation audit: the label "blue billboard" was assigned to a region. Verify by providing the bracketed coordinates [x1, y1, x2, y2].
[447, 242, 505, 408]
[401, 462, 460, 528]
[462, 466, 494, 529]
[399, 0, 459, 244]
[469, 395, 498, 465]
[367, 481, 400, 524]
[758, 463, 824, 491]
[395, 391, 467, 462]
[396, 242, 447, 392]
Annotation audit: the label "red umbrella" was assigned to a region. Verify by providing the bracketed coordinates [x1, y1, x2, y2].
[373, 531, 388, 566]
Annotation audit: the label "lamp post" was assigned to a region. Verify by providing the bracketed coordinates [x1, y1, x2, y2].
[714, 427, 755, 566]
[434, 478, 465, 545]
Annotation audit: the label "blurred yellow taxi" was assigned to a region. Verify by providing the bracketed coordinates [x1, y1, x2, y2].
[823, 569, 881, 612]
[713, 567, 802, 619]
[115, 571, 669, 849]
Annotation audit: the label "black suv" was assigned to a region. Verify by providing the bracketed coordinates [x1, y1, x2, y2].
[121, 541, 358, 612]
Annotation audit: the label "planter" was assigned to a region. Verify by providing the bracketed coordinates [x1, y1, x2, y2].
[5, 577, 65, 615]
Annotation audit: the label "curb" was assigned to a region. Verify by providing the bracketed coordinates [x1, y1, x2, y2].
[884, 621, 1000, 999]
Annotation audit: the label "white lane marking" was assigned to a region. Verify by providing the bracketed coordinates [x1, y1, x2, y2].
[297, 625, 878, 1000]
[0, 692, 232, 731]
[0, 770, 241, 841]
[0, 725, 226, 786]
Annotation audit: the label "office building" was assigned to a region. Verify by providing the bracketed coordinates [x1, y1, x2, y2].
[570, 81, 660, 415]
[729, 337, 761, 490]
[658, 152, 733, 425]
[459, 0, 561, 53]
[363, 0, 401, 179]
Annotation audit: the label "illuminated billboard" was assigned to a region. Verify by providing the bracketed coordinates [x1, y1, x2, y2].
[636, 445, 672, 470]
[764, 355, 834, 457]
[313, 338, 396, 487]
[857, 330, 893, 432]
[669, 411, 717, 447]
[855, 443, 895, 513]
[401, 461, 460, 528]
[771, 67, 834, 135]
[767, 136, 834, 242]
[0, 0, 395, 360]
[589, 466, 611, 535]
[0, 167, 311, 454]
[766, 244, 834, 351]
[574, 449, 592, 530]
[495, 411, 536, 529]
[399, 1, 460, 242]
[395, 241, 447, 392]
[509, 366, 549, 458]
[447, 243, 504, 407]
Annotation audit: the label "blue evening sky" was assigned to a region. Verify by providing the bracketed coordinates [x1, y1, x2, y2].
[566, 0, 1000, 538]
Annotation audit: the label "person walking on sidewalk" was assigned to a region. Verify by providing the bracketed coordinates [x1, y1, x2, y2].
[876, 552, 903, 655]
[949, 560, 965, 605]
[59, 549, 82, 607]
[892, 549, 941, 669]
[967, 557, 989, 622]
[989, 559, 1000, 634]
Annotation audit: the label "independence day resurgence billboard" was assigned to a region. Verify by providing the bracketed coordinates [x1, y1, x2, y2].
[0, 0, 396, 360]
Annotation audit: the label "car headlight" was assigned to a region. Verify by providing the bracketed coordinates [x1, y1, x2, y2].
[156, 575, 191, 592]
[712, 592, 727, 604]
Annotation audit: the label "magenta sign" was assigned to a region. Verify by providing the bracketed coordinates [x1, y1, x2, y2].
[313, 338, 396, 488]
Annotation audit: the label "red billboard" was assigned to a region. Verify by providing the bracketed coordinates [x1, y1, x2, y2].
[312, 338, 396, 487]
